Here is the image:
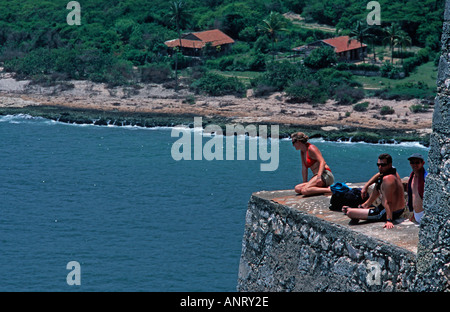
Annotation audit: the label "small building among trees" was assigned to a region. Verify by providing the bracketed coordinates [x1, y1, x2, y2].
[293, 35, 367, 62]
[165, 29, 235, 57]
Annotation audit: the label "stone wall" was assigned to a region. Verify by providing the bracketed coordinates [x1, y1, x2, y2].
[415, 0, 450, 292]
[237, 191, 418, 292]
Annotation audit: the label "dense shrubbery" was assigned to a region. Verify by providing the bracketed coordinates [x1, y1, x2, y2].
[353, 101, 369, 112]
[3, 46, 141, 87]
[335, 46, 432, 81]
[374, 81, 436, 100]
[303, 47, 337, 69]
[315, 68, 364, 105]
[206, 52, 266, 72]
[190, 72, 246, 97]
[205, 41, 269, 72]
[380, 106, 395, 115]
[409, 104, 430, 113]
[402, 48, 432, 76]
[4, 47, 118, 82]
[392, 51, 415, 59]
[252, 61, 302, 92]
[250, 61, 365, 104]
[335, 62, 380, 72]
[140, 63, 172, 83]
[333, 84, 365, 105]
[0, 0, 443, 89]
[4, 48, 57, 78]
[285, 79, 328, 103]
[380, 61, 401, 79]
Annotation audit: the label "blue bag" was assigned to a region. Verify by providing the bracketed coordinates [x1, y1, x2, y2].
[330, 182, 350, 195]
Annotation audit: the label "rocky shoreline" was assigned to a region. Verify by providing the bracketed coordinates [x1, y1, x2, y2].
[0, 76, 433, 146]
[0, 104, 431, 146]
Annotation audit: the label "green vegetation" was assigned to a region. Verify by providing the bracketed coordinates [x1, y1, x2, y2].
[402, 48, 431, 76]
[286, 66, 365, 105]
[375, 80, 436, 100]
[410, 103, 430, 113]
[190, 72, 246, 96]
[247, 61, 364, 105]
[303, 47, 337, 69]
[353, 101, 370, 112]
[356, 61, 438, 100]
[0, 0, 444, 101]
[380, 105, 395, 115]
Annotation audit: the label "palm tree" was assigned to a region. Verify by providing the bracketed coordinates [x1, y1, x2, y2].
[261, 11, 287, 62]
[365, 25, 379, 64]
[348, 21, 369, 63]
[383, 23, 401, 64]
[169, 1, 188, 92]
[395, 30, 412, 65]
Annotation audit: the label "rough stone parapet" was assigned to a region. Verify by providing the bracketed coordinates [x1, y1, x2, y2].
[415, 0, 450, 292]
[237, 189, 419, 292]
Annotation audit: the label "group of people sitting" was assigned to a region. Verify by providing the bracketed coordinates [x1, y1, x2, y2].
[291, 132, 427, 229]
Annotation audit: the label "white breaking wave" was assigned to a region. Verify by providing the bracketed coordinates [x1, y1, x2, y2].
[281, 136, 428, 149]
[0, 114, 56, 125]
[0, 114, 430, 148]
[0, 114, 176, 132]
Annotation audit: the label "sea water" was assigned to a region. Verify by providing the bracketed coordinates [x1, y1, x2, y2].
[0, 114, 428, 291]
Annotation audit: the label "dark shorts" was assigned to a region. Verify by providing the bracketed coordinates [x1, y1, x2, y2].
[367, 204, 404, 221]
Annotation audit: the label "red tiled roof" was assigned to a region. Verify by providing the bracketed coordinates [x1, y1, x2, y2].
[165, 29, 234, 49]
[165, 38, 205, 49]
[321, 36, 367, 53]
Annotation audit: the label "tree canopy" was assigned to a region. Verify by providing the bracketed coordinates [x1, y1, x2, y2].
[0, 0, 444, 85]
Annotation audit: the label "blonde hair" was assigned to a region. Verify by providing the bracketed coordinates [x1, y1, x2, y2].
[291, 132, 309, 144]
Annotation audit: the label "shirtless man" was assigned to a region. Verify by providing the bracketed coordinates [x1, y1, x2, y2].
[343, 154, 406, 229]
[407, 153, 427, 224]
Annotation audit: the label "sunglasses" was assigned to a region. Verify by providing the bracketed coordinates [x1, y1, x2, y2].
[410, 160, 422, 165]
[376, 163, 389, 167]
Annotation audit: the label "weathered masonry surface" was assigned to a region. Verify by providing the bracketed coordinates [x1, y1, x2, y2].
[415, 0, 450, 291]
[237, 187, 419, 292]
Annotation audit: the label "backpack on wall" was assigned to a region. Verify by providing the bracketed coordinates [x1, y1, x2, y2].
[329, 186, 368, 212]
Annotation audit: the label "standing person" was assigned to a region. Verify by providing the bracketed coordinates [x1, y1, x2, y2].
[407, 153, 427, 224]
[291, 132, 334, 196]
[343, 154, 405, 229]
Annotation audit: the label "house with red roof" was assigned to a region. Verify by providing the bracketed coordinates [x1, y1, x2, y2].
[293, 36, 367, 61]
[165, 29, 235, 57]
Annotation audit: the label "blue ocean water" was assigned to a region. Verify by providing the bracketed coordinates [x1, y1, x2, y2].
[0, 114, 428, 291]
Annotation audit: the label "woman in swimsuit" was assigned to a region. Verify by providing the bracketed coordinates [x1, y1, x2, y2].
[291, 132, 334, 196]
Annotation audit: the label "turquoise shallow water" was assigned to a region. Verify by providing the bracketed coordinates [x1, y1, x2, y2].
[0, 115, 428, 291]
